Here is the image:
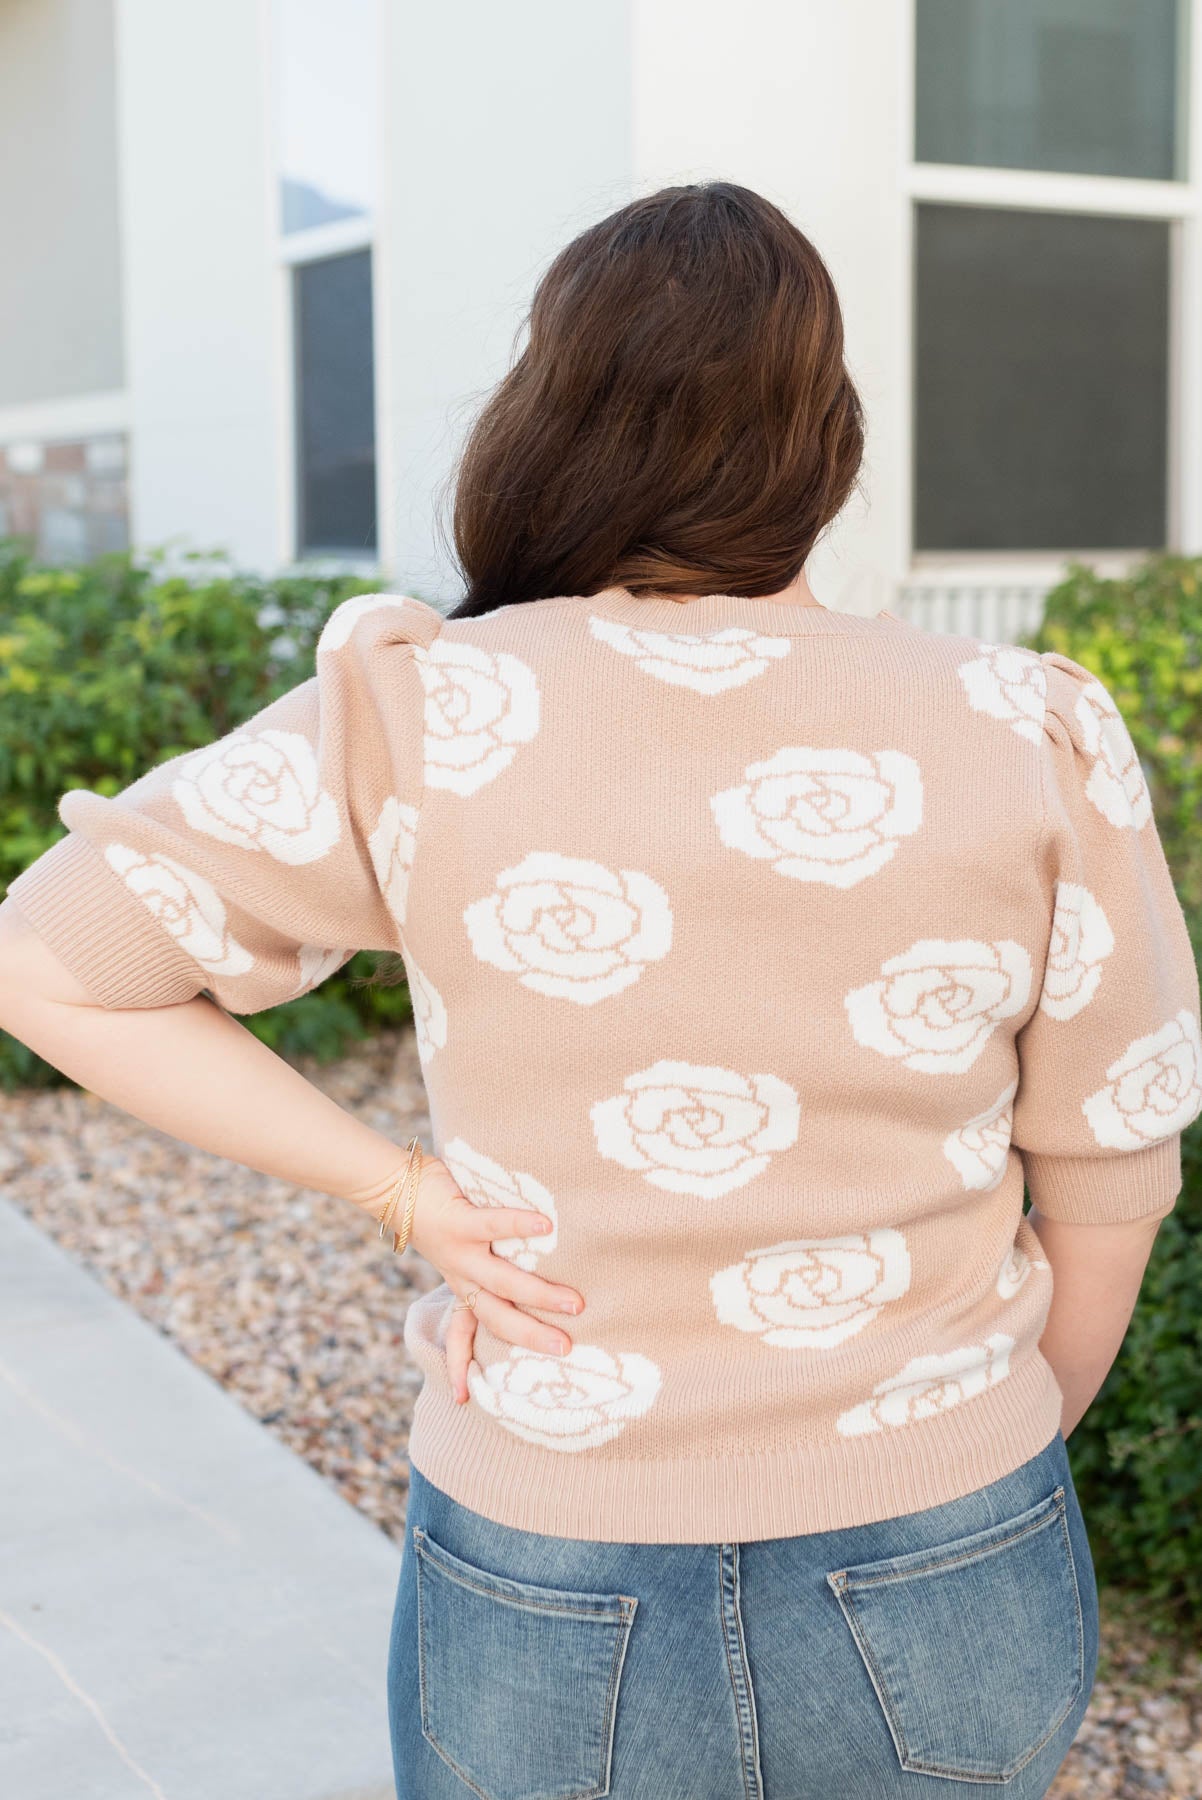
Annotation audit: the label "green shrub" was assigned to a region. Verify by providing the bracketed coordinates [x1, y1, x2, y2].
[0, 539, 417, 1086]
[1021, 552, 1202, 1637]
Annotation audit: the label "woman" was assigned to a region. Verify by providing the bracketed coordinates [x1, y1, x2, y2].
[2, 182, 1199, 1799]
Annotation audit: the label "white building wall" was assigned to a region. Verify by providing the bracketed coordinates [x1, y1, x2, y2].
[630, 0, 912, 615]
[113, 0, 281, 570]
[375, 0, 634, 604]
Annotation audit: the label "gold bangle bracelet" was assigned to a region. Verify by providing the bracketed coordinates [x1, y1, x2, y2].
[378, 1168, 405, 1239]
[392, 1144, 423, 1256]
[378, 1136, 420, 1240]
[383, 1140, 421, 1253]
[390, 1152, 422, 1238]
[395, 1145, 423, 1255]
[377, 1172, 404, 1239]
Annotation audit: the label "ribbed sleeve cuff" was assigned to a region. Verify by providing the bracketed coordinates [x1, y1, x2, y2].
[6, 832, 205, 1009]
[1021, 1136, 1183, 1224]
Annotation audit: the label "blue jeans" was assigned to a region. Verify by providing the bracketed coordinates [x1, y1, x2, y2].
[388, 1428, 1098, 1798]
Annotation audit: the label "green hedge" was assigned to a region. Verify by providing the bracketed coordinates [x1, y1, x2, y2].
[0, 540, 417, 1087]
[3, 540, 1200, 1631]
[1020, 553, 1202, 1639]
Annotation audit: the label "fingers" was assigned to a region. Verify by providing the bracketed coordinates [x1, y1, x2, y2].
[445, 1301, 477, 1404]
[470, 1287, 574, 1358]
[467, 1251, 583, 1316]
[462, 1204, 554, 1243]
[455, 1205, 583, 1309]
[444, 1282, 572, 1406]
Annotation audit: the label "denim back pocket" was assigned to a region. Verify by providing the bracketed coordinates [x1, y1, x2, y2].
[826, 1484, 1085, 1784]
[414, 1525, 638, 1800]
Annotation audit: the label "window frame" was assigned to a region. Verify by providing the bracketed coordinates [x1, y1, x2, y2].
[263, 0, 386, 577]
[899, 0, 1202, 587]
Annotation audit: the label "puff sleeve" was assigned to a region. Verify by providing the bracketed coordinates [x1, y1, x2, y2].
[1009, 651, 1202, 1224]
[5, 593, 443, 1014]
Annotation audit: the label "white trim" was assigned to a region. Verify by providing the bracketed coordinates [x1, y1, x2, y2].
[0, 390, 129, 447]
[276, 214, 374, 266]
[894, 0, 917, 586]
[907, 550, 1150, 585]
[895, 579, 1053, 643]
[906, 161, 1197, 220]
[276, 553, 382, 579]
[1179, 0, 1202, 549]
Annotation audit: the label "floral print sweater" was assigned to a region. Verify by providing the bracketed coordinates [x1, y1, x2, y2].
[10, 584, 1201, 1542]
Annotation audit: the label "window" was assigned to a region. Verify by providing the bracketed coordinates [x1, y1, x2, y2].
[271, 0, 379, 560]
[914, 205, 1169, 553]
[294, 251, 377, 554]
[910, 0, 1191, 562]
[916, 0, 1188, 180]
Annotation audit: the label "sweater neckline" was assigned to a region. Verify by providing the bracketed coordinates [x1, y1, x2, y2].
[585, 585, 897, 638]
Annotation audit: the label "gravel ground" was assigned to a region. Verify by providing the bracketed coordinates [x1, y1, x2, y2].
[3, 1023, 1199, 1797]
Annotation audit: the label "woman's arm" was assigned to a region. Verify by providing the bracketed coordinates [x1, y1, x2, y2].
[1026, 1202, 1164, 1439]
[0, 896, 584, 1386]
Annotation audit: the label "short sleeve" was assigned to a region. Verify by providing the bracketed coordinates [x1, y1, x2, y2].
[5, 592, 443, 1014]
[1010, 651, 1202, 1224]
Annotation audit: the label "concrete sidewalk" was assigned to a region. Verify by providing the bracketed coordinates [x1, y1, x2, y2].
[0, 1198, 400, 1800]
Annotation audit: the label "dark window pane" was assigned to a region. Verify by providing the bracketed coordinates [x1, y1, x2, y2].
[915, 0, 1186, 180]
[914, 205, 1169, 554]
[294, 249, 377, 553]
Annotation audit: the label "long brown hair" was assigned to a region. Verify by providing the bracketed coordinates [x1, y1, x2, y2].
[445, 180, 864, 620]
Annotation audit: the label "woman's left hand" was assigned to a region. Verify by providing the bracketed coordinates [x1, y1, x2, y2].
[401, 1154, 584, 1405]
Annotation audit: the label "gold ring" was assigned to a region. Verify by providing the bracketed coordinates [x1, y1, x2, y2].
[452, 1288, 481, 1314]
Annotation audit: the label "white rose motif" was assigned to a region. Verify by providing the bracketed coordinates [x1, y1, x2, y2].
[417, 638, 539, 794]
[405, 953, 447, 1068]
[1082, 1009, 1202, 1149]
[1038, 881, 1114, 1020]
[103, 844, 253, 976]
[957, 643, 1047, 743]
[172, 727, 340, 865]
[943, 1079, 1019, 1192]
[710, 1229, 911, 1349]
[710, 747, 923, 888]
[846, 937, 1033, 1074]
[591, 1059, 801, 1198]
[836, 1333, 1015, 1437]
[369, 795, 419, 931]
[292, 943, 349, 994]
[467, 1343, 661, 1451]
[588, 614, 791, 693]
[1075, 682, 1153, 829]
[463, 852, 673, 1004]
[441, 1136, 558, 1270]
[316, 593, 416, 656]
[996, 1245, 1049, 1299]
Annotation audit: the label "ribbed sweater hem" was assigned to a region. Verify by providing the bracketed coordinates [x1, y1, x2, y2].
[405, 1348, 1065, 1543]
[1021, 1137, 1181, 1223]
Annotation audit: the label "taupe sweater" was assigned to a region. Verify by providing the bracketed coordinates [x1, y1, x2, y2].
[10, 586, 1201, 1541]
